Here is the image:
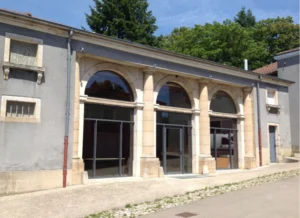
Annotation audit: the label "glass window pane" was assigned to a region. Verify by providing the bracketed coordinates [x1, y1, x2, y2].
[157, 82, 191, 108]
[267, 90, 276, 105]
[210, 91, 237, 114]
[84, 104, 133, 121]
[157, 111, 191, 125]
[85, 71, 133, 102]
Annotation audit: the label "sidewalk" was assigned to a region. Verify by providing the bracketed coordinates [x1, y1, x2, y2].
[0, 163, 299, 218]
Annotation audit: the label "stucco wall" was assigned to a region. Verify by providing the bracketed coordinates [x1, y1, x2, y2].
[277, 55, 300, 151]
[256, 83, 292, 164]
[0, 23, 75, 171]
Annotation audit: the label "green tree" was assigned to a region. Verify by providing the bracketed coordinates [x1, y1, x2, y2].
[160, 21, 269, 70]
[86, 0, 158, 45]
[253, 17, 300, 61]
[234, 7, 256, 27]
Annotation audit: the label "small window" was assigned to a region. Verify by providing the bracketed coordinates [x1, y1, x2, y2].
[10, 40, 38, 66]
[2, 33, 44, 84]
[267, 90, 277, 105]
[0, 96, 41, 123]
[6, 101, 36, 118]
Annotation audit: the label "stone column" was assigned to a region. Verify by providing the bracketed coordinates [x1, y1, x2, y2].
[199, 82, 216, 174]
[243, 88, 257, 169]
[140, 70, 161, 178]
[72, 56, 85, 185]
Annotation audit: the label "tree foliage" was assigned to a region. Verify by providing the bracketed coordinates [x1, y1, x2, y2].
[234, 7, 256, 27]
[86, 0, 157, 45]
[158, 8, 299, 70]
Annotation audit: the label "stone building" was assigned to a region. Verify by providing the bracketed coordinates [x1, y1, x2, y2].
[0, 9, 294, 195]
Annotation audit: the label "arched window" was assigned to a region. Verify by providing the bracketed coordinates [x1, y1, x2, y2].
[85, 71, 134, 101]
[210, 91, 237, 114]
[157, 82, 191, 108]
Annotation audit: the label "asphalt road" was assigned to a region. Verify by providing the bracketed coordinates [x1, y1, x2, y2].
[143, 176, 300, 218]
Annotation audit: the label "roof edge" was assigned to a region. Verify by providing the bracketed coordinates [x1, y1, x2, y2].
[0, 9, 294, 87]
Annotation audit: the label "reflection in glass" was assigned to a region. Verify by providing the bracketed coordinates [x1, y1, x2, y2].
[157, 82, 191, 108]
[166, 128, 181, 173]
[210, 91, 237, 114]
[210, 117, 238, 169]
[85, 71, 133, 101]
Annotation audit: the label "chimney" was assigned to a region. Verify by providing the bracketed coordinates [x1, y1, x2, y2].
[244, 59, 248, 71]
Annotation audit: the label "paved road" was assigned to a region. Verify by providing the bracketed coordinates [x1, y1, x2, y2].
[143, 176, 300, 218]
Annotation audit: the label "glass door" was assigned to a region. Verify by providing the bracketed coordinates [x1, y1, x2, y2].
[163, 127, 183, 174]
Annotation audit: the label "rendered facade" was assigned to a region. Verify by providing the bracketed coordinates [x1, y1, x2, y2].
[274, 48, 300, 153]
[0, 9, 294, 195]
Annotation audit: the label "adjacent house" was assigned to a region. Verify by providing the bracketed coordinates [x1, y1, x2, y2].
[0, 9, 294, 195]
[276, 48, 299, 153]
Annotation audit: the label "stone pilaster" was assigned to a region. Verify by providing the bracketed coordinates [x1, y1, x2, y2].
[140, 70, 161, 178]
[72, 56, 85, 185]
[243, 87, 256, 169]
[199, 82, 216, 174]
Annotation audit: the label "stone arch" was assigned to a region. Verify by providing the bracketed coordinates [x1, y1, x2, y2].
[208, 85, 240, 114]
[154, 75, 195, 109]
[80, 62, 137, 101]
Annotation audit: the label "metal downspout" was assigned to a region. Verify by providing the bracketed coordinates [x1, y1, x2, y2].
[256, 79, 263, 167]
[63, 29, 73, 188]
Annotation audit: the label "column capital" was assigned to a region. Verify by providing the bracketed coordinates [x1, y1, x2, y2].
[198, 78, 210, 85]
[243, 87, 253, 93]
[143, 66, 157, 74]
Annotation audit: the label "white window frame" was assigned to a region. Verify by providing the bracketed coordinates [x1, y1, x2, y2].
[266, 89, 278, 106]
[3, 33, 44, 84]
[0, 95, 41, 123]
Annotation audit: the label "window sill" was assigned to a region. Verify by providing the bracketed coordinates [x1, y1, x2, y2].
[3, 61, 45, 84]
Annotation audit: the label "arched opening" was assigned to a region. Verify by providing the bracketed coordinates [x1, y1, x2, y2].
[83, 71, 134, 178]
[156, 82, 192, 174]
[209, 91, 239, 170]
[210, 91, 237, 114]
[85, 71, 134, 101]
[157, 82, 191, 108]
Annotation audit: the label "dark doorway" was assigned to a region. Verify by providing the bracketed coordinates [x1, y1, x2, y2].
[156, 111, 192, 174]
[269, 126, 277, 163]
[83, 104, 133, 178]
[210, 117, 238, 169]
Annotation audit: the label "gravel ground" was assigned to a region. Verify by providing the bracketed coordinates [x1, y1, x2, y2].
[86, 169, 299, 218]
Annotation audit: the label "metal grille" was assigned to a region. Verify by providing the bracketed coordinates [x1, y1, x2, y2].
[6, 101, 35, 118]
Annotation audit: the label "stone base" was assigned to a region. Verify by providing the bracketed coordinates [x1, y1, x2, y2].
[0, 169, 72, 196]
[292, 146, 300, 153]
[244, 156, 257, 169]
[140, 157, 161, 178]
[199, 157, 216, 174]
[72, 158, 85, 185]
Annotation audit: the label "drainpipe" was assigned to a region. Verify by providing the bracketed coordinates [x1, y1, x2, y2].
[256, 77, 263, 167]
[63, 29, 73, 188]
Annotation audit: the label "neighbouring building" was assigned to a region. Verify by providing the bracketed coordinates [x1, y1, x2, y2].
[275, 48, 300, 153]
[0, 9, 294, 195]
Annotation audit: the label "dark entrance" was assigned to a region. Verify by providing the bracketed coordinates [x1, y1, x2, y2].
[83, 70, 134, 178]
[210, 117, 238, 169]
[210, 91, 239, 170]
[269, 126, 277, 163]
[157, 112, 192, 174]
[83, 104, 133, 178]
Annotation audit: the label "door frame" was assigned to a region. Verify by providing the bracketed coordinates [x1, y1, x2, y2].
[163, 125, 184, 174]
[84, 118, 134, 178]
[267, 123, 280, 163]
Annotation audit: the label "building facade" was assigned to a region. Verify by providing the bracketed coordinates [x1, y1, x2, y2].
[0, 9, 294, 195]
[275, 48, 300, 153]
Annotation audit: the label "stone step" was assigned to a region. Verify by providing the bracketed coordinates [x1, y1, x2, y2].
[294, 153, 300, 158]
[285, 157, 300, 163]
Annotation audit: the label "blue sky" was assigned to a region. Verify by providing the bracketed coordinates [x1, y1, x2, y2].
[1, 0, 299, 35]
